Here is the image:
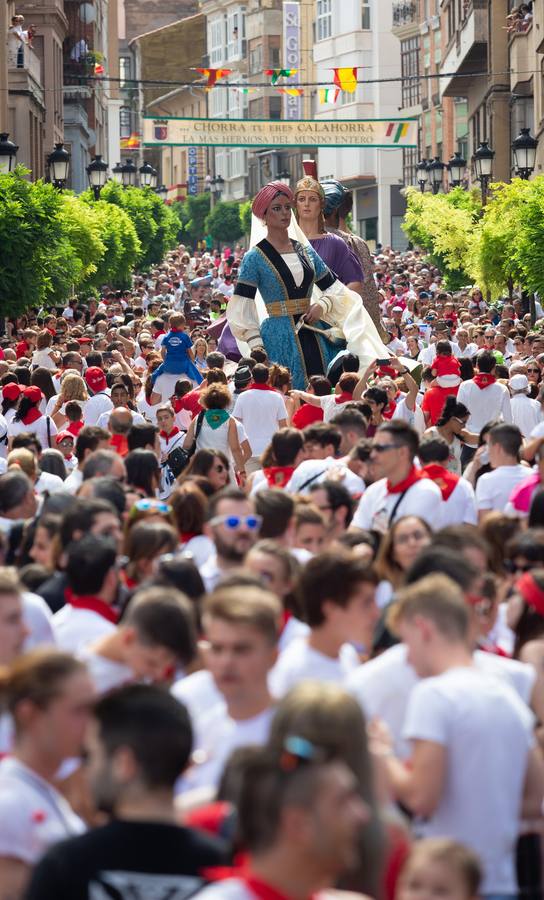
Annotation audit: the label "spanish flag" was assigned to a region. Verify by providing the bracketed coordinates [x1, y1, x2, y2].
[319, 87, 340, 104]
[94, 63, 104, 75]
[194, 68, 233, 90]
[333, 67, 358, 94]
[265, 68, 298, 85]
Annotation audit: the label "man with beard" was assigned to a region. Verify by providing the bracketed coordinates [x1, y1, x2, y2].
[200, 488, 261, 592]
[26, 685, 226, 900]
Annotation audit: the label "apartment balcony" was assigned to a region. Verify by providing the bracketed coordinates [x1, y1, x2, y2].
[440, 0, 487, 98]
[509, 22, 533, 92]
[392, 1, 418, 33]
[8, 45, 44, 108]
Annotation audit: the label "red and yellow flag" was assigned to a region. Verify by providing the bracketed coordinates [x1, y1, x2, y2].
[194, 68, 233, 90]
[332, 67, 358, 94]
[277, 87, 304, 96]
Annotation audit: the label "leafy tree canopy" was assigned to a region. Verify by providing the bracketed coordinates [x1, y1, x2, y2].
[205, 201, 243, 244]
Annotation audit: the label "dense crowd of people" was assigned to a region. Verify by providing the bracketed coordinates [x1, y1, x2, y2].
[1, 176, 544, 899]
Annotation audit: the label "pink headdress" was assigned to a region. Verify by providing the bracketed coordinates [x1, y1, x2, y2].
[252, 181, 294, 219]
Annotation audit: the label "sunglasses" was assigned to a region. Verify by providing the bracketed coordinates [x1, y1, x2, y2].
[279, 735, 327, 773]
[372, 443, 401, 453]
[504, 560, 534, 574]
[527, 369, 540, 374]
[131, 499, 172, 516]
[209, 514, 263, 530]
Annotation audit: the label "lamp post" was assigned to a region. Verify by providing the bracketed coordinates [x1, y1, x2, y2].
[156, 184, 168, 202]
[150, 167, 158, 190]
[139, 161, 155, 188]
[0, 133, 18, 175]
[429, 156, 445, 194]
[111, 162, 123, 184]
[512, 127, 538, 180]
[86, 154, 108, 200]
[48, 142, 70, 190]
[210, 174, 224, 209]
[120, 157, 137, 188]
[473, 140, 495, 205]
[447, 151, 467, 188]
[416, 158, 429, 193]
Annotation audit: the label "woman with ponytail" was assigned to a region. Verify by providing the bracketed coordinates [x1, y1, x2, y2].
[9, 386, 58, 450]
[0, 650, 94, 896]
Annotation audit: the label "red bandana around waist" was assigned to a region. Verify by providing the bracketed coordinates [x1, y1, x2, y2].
[473, 373, 496, 390]
[264, 465, 295, 488]
[387, 465, 424, 495]
[21, 407, 42, 426]
[422, 463, 459, 501]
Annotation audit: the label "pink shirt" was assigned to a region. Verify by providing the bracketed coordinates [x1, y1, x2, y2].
[509, 472, 541, 514]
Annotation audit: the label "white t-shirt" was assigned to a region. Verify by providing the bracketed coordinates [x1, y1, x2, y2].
[171, 670, 222, 731]
[22, 591, 55, 651]
[78, 649, 132, 695]
[510, 393, 543, 438]
[319, 395, 352, 422]
[63, 466, 83, 495]
[83, 391, 112, 427]
[346, 642, 536, 760]
[0, 413, 8, 459]
[392, 398, 426, 435]
[194, 881, 345, 899]
[52, 605, 116, 654]
[181, 704, 274, 793]
[439, 477, 477, 525]
[36, 471, 66, 495]
[352, 476, 443, 533]
[456, 380, 512, 437]
[475, 464, 529, 513]
[233, 389, 287, 456]
[8, 414, 57, 451]
[403, 666, 534, 894]
[0, 757, 85, 864]
[269, 638, 359, 699]
[286, 457, 364, 497]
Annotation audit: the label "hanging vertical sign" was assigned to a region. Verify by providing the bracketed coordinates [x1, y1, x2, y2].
[187, 146, 198, 195]
[283, 2, 302, 121]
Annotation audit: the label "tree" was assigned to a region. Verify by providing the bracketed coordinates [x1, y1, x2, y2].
[0, 167, 93, 315]
[81, 200, 140, 292]
[172, 193, 211, 248]
[240, 200, 253, 236]
[205, 200, 243, 244]
[402, 187, 481, 290]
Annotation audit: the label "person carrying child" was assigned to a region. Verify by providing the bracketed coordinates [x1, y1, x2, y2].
[151, 313, 203, 400]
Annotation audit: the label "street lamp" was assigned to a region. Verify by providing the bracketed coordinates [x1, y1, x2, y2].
[139, 161, 155, 188]
[416, 158, 429, 193]
[120, 157, 137, 187]
[156, 184, 168, 202]
[0, 133, 18, 175]
[447, 151, 467, 188]
[278, 169, 290, 186]
[512, 127, 538, 180]
[111, 161, 123, 184]
[48, 142, 70, 189]
[150, 167, 158, 189]
[429, 156, 445, 194]
[87, 154, 109, 200]
[473, 140, 495, 205]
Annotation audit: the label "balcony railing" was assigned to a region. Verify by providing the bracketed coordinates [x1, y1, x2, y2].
[393, 1, 418, 27]
[8, 44, 41, 83]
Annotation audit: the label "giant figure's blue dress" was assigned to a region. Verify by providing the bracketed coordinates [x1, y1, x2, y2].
[229, 239, 342, 389]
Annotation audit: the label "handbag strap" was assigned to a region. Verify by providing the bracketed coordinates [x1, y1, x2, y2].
[46, 415, 52, 449]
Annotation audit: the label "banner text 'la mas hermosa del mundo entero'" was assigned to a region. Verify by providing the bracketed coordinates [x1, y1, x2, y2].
[143, 117, 418, 149]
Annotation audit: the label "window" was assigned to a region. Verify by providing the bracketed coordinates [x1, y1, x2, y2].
[120, 106, 131, 139]
[403, 147, 418, 187]
[227, 8, 246, 61]
[249, 44, 262, 74]
[269, 96, 282, 120]
[270, 46, 280, 67]
[362, 0, 371, 29]
[119, 56, 131, 87]
[209, 16, 225, 66]
[401, 36, 420, 107]
[316, 0, 332, 41]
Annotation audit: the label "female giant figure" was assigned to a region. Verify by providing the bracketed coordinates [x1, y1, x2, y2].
[227, 181, 389, 390]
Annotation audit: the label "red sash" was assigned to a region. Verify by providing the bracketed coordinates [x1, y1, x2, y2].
[422, 463, 459, 501]
[387, 465, 424, 495]
[473, 373, 496, 390]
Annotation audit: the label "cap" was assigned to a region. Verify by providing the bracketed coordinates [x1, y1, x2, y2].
[509, 373, 529, 392]
[55, 431, 74, 445]
[392, 306, 403, 313]
[77, 337, 92, 345]
[22, 385, 44, 404]
[85, 366, 107, 392]
[2, 383, 22, 402]
[234, 366, 252, 389]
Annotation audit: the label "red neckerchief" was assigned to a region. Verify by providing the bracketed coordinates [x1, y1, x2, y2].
[180, 530, 198, 543]
[383, 399, 397, 420]
[160, 426, 180, 443]
[46, 327, 56, 336]
[280, 609, 292, 635]
[473, 373, 496, 390]
[66, 589, 118, 624]
[67, 420, 84, 437]
[109, 433, 128, 457]
[250, 383, 277, 391]
[334, 391, 353, 405]
[387, 465, 424, 494]
[21, 407, 42, 425]
[422, 463, 459, 501]
[263, 466, 295, 488]
[243, 875, 316, 900]
[153, 330, 165, 338]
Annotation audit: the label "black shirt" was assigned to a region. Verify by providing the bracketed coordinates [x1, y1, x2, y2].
[25, 819, 228, 900]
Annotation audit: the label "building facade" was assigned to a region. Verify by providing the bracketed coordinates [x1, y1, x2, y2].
[313, 0, 405, 248]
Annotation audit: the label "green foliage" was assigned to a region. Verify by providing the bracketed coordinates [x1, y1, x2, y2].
[402, 187, 481, 290]
[502, 177, 544, 299]
[465, 180, 528, 297]
[81, 200, 140, 292]
[240, 200, 252, 236]
[205, 201, 243, 244]
[172, 193, 211, 248]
